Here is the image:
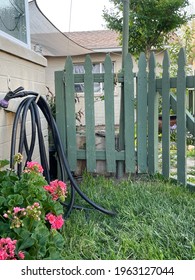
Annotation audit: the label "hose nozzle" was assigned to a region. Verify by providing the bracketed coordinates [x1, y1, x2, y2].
[0, 87, 24, 108]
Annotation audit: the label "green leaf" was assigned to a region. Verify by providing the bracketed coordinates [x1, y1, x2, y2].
[0, 221, 10, 235]
[0, 196, 6, 206]
[47, 246, 63, 260]
[0, 159, 9, 169]
[7, 194, 24, 207]
[50, 230, 65, 249]
[17, 236, 35, 251]
[14, 227, 31, 239]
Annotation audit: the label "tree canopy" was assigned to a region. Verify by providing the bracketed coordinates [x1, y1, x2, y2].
[103, 0, 192, 56]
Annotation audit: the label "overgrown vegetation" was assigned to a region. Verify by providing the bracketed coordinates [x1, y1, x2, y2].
[62, 173, 195, 260]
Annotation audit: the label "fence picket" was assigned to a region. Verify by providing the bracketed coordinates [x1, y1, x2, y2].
[124, 53, 135, 172]
[64, 56, 77, 171]
[137, 53, 148, 173]
[148, 52, 158, 174]
[84, 55, 96, 172]
[177, 48, 186, 185]
[162, 51, 170, 178]
[104, 55, 116, 172]
[55, 71, 67, 154]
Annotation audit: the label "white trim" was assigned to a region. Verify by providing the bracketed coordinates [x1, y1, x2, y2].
[0, 30, 30, 49]
[93, 48, 122, 53]
[25, 0, 31, 47]
[0, 0, 30, 48]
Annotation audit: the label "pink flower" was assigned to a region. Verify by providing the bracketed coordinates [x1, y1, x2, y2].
[13, 207, 22, 214]
[18, 251, 25, 260]
[0, 237, 22, 260]
[33, 202, 40, 208]
[45, 213, 56, 224]
[45, 213, 64, 230]
[24, 161, 44, 174]
[51, 215, 64, 230]
[44, 180, 67, 201]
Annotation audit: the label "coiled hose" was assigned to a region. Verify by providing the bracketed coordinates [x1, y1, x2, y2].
[0, 88, 116, 218]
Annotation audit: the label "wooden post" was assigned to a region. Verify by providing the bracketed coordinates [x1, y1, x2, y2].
[117, 0, 130, 178]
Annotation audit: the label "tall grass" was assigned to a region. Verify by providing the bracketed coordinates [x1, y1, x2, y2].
[62, 174, 195, 260]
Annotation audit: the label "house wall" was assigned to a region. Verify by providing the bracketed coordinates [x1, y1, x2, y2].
[46, 51, 165, 126]
[0, 35, 47, 163]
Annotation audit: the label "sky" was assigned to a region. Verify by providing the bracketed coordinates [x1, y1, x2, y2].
[36, 0, 113, 32]
[35, 0, 195, 32]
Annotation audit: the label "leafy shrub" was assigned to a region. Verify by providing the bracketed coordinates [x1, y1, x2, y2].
[0, 156, 67, 260]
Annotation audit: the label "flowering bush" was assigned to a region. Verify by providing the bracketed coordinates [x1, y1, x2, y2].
[0, 156, 67, 260]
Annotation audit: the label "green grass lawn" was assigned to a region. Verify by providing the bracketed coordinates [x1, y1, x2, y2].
[61, 174, 195, 260]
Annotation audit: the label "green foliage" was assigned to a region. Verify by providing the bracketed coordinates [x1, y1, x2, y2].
[167, 20, 195, 76]
[0, 159, 65, 260]
[103, 0, 191, 56]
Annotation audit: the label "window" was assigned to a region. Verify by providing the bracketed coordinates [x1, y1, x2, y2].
[0, 0, 30, 46]
[74, 62, 110, 94]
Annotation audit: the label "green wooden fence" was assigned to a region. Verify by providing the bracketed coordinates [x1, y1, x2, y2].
[55, 48, 195, 187]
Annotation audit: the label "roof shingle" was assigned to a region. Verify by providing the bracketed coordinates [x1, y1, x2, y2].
[64, 30, 121, 50]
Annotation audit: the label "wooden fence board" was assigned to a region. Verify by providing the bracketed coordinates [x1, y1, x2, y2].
[176, 48, 186, 185]
[124, 53, 135, 172]
[55, 71, 67, 154]
[104, 55, 116, 172]
[84, 55, 96, 172]
[162, 51, 170, 178]
[65, 57, 77, 171]
[137, 53, 148, 173]
[148, 52, 158, 174]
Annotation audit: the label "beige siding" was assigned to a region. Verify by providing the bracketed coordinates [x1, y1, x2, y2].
[0, 35, 48, 163]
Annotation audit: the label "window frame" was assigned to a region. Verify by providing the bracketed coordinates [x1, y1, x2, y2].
[0, 0, 30, 48]
[73, 61, 115, 95]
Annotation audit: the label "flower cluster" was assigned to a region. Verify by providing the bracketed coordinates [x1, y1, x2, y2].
[0, 238, 25, 260]
[3, 202, 41, 228]
[4, 207, 26, 228]
[25, 202, 42, 221]
[45, 213, 64, 230]
[44, 180, 67, 201]
[24, 161, 44, 174]
[14, 153, 23, 164]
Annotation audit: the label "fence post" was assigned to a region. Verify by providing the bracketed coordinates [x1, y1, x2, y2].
[124, 53, 135, 173]
[137, 52, 148, 173]
[84, 55, 96, 172]
[64, 56, 77, 171]
[162, 50, 170, 179]
[104, 54, 116, 173]
[148, 52, 158, 174]
[177, 48, 186, 185]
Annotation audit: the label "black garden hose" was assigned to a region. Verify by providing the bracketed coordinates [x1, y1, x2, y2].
[0, 88, 116, 218]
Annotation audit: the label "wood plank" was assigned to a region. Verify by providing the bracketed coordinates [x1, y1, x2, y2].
[148, 52, 158, 174]
[84, 55, 96, 172]
[77, 149, 125, 160]
[176, 48, 186, 185]
[65, 56, 77, 171]
[124, 53, 135, 172]
[162, 51, 170, 178]
[55, 71, 67, 154]
[104, 55, 116, 172]
[137, 52, 148, 173]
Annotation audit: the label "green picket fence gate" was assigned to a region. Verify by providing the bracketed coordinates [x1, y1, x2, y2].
[55, 48, 195, 187]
